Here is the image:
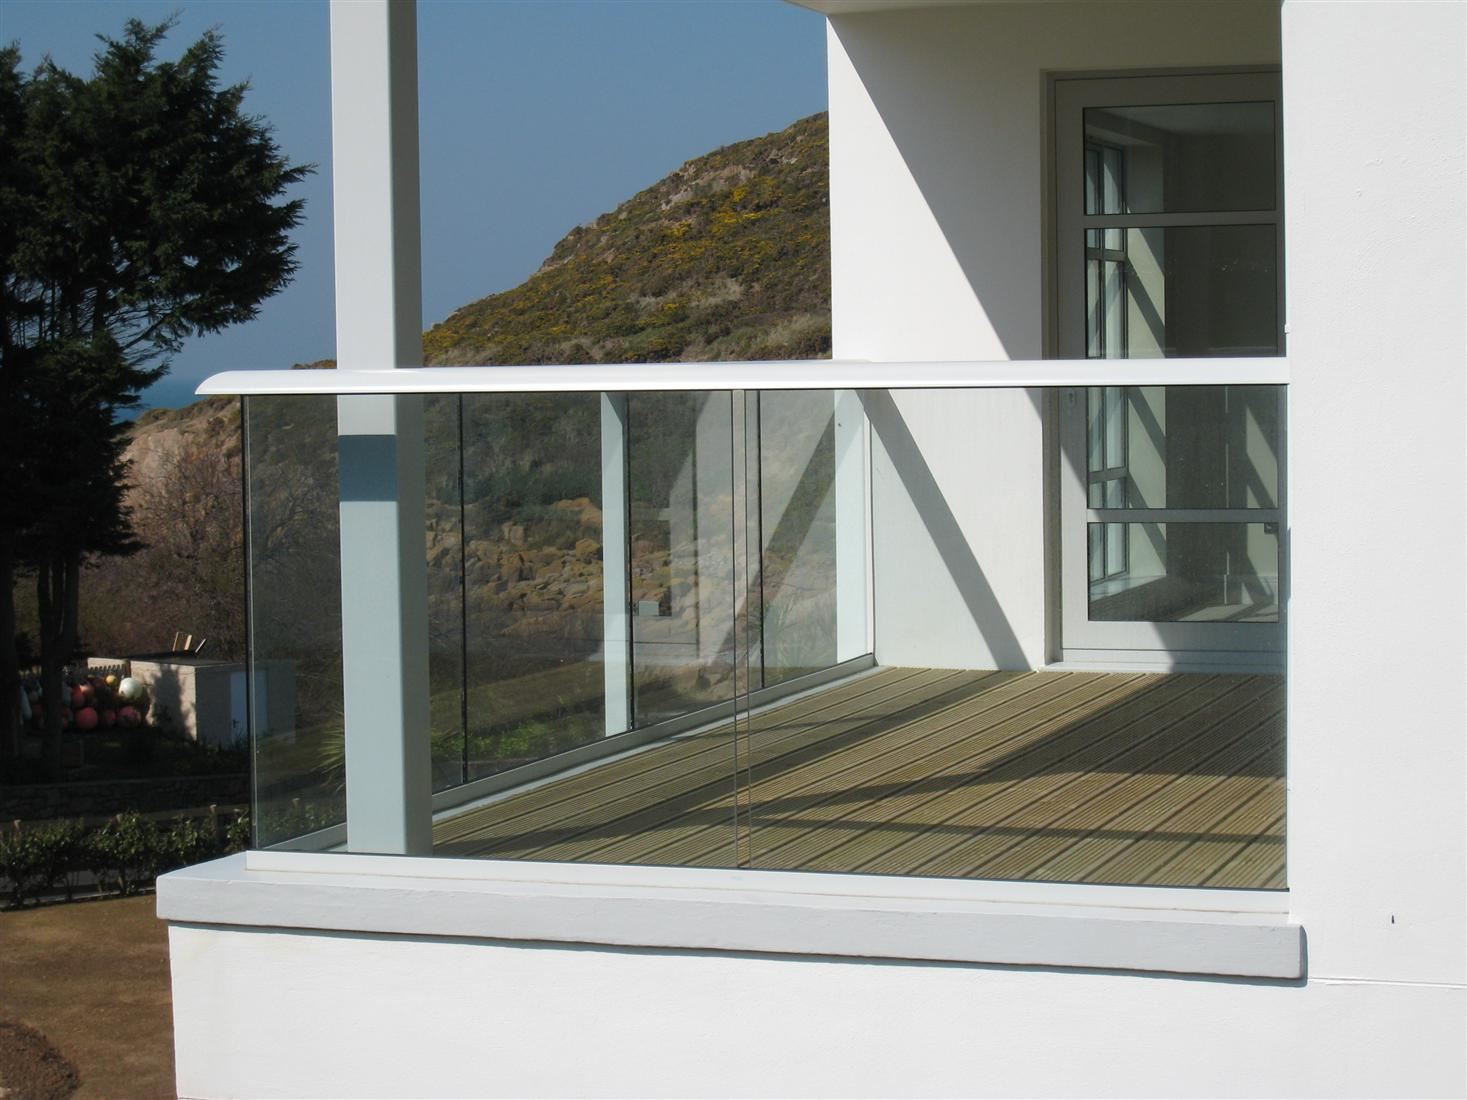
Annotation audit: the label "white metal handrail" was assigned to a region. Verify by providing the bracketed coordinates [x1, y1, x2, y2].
[197, 357, 1290, 396]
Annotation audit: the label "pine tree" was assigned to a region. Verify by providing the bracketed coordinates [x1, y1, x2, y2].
[0, 20, 308, 778]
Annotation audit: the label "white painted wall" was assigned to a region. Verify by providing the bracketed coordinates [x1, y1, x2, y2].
[828, 1, 1281, 668]
[161, 2, 1467, 1096]
[1281, 0, 1466, 990]
[169, 921, 1461, 1100]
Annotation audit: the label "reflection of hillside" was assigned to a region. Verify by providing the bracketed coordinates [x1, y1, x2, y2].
[243, 385, 847, 844]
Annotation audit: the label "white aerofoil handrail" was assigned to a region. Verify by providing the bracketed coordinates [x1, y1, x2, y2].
[196, 357, 1289, 396]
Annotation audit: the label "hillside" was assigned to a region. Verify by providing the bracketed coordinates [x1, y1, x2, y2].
[124, 111, 831, 472]
[62, 113, 832, 666]
[423, 112, 830, 365]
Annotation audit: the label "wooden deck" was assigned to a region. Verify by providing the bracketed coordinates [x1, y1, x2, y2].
[435, 667, 1285, 889]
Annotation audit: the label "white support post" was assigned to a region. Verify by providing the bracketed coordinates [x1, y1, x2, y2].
[600, 393, 632, 736]
[834, 389, 870, 661]
[330, 0, 431, 855]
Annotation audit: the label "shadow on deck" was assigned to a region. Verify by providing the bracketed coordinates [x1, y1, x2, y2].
[434, 666, 1284, 889]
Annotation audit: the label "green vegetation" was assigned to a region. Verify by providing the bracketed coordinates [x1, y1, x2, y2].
[0, 808, 249, 907]
[9, 111, 837, 830]
[424, 113, 830, 366]
[1, 19, 308, 780]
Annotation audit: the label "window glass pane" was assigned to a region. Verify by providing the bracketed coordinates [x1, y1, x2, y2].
[1102, 261, 1125, 357]
[1085, 385, 1280, 510]
[757, 391, 838, 686]
[1084, 102, 1275, 213]
[1085, 259, 1102, 358]
[459, 394, 607, 781]
[1087, 522, 1279, 623]
[628, 391, 736, 725]
[1104, 519, 1127, 577]
[424, 395, 466, 792]
[1084, 147, 1100, 215]
[1102, 145, 1124, 214]
[1083, 226, 1278, 358]
[244, 395, 345, 848]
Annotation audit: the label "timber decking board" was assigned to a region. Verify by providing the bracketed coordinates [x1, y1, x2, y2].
[434, 667, 1285, 889]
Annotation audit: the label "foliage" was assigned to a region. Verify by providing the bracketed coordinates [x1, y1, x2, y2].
[0, 819, 87, 905]
[422, 113, 830, 366]
[0, 807, 249, 907]
[84, 397, 246, 659]
[0, 19, 309, 780]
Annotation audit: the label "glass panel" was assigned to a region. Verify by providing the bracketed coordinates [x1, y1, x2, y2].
[424, 394, 466, 792]
[240, 384, 1282, 889]
[459, 394, 607, 781]
[1083, 225, 1277, 359]
[1084, 102, 1276, 213]
[1087, 522, 1279, 622]
[1103, 385, 1124, 470]
[1102, 145, 1124, 216]
[1085, 385, 1280, 510]
[1085, 259, 1102, 358]
[244, 395, 346, 847]
[1084, 146, 1100, 215]
[627, 391, 737, 725]
[735, 388, 1282, 888]
[756, 391, 839, 686]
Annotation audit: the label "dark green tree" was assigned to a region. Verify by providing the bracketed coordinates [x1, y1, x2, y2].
[0, 20, 308, 779]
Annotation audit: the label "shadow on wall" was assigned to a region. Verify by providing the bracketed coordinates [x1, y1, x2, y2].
[831, 8, 1039, 359]
[861, 390, 1028, 668]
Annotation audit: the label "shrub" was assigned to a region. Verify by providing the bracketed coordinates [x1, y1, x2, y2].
[86, 812, 158, 894]
[0, 809, 249, 907]
[0, 826, 45, 907]
[224, 811, 252, 853]
[0, 820, 87, 906]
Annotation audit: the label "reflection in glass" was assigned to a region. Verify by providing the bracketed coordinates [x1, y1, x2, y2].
[244, 395, 346, 847]
[423, 394, 466, 792]
[1087, 522, 1279, 622]
[456, 394, 607, 780]
[1086, 386, 1280, 511]
[628, 391, 737, 725]
[756, 392, 838, 686]
[1084, 225, 1278, 359]
[1084, 102, 1275, 214]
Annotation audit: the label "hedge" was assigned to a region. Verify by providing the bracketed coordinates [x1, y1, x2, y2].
[0, 809, 250, 908]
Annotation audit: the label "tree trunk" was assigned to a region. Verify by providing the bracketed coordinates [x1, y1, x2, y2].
[36, 550, 80, 782]
[0, 539, 19, 779]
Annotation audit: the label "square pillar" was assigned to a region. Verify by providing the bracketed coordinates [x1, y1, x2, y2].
[329, 0, 431, 854]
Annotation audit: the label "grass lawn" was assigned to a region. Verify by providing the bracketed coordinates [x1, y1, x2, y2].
[0, 894, 173, 1099]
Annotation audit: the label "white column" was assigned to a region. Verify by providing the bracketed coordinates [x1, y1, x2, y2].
[1281, 0, 1466, 985]
[330, 0, 431, 855]
[600, 393, 631, 735]
[834, 389, 870, 661]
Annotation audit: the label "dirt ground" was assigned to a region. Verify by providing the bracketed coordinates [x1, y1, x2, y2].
[0, 895, 174, 1099]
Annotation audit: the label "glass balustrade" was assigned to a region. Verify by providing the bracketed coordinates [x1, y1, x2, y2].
[243, 383, 1285, 889]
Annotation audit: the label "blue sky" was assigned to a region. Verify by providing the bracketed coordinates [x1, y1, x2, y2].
[0, 0, 828, 408]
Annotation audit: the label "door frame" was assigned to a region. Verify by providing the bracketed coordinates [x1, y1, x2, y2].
[1050, 70, 1286, 668]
